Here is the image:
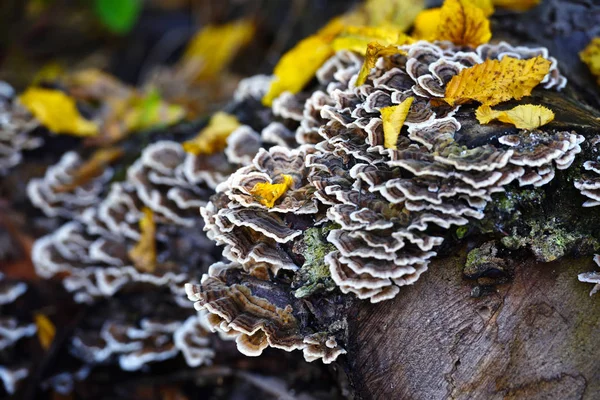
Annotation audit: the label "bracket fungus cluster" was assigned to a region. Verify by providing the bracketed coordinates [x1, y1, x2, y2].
[8, 1, 599, 388]
[26, 75, 292, 373]
[576, 136, 600, 295]
[70, 292, 214, 371]
[0, 82, 42, 174]
[0, 274, 36, 395]
[182, 35, 587, 363]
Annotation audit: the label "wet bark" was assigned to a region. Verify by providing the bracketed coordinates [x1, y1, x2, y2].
[345, 251, 600, 399]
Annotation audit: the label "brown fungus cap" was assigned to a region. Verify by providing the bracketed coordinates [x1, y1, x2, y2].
[186, 263, 346, 363]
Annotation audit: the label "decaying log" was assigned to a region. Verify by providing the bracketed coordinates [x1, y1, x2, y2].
[345, 252, 599, 399]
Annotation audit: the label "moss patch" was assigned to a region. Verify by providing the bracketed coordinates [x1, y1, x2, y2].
[292, 224, 338, 298]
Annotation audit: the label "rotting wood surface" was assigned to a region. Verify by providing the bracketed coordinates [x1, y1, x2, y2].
[345, 251, 600, 399]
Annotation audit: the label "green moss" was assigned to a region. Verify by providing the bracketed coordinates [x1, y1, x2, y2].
[500, 218, 591, 262]
[293, 224, 339, 298]
[456, 226, 469, 239]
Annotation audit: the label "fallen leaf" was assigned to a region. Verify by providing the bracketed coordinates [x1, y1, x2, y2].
[412, 8, 441, 40]
[364, 0, 425, 32]
[19, 88, 98, 137]
[250, 174, 294, 208]
[470, 0, 495, 16]
[128, 207, 156, 273]
[356, 42, 407, 86]
[476, 104, 554, 129]
[580, 37, 600, 86]
[492, 0, 540, 11]
[332, 25, 413, 55]
[444, 56, 551, 106]
[181, 19, 255, 82]
[55, 147, 124, 193]
[436, 0, 491, 47]
[413, 0, 493, 43]
[183, 112, 241, 155]
[262, 18, 346, 106]
[34, 313, 55, 350]
[381, 97, 414, 149]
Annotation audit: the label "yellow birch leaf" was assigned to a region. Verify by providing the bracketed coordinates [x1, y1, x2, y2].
[413, 0, 493, 40]
[444, 56, 551, 106]
[580, 37, 600, 86]
[356, 42, 407, 86]
[128, 207, 156, 273]
[332, 26, 413, 55]
[492, 0, 540, 11]
[56, 147, 124, 193]
[364, 0, 425, 32]
[436, 0, 491, 47]
[34, 313, 56, 350]
[262, 36, 335, 107]
[19, 88, 98, 137]
[250, 174, 294, 208]
[412, 8, 441, 40]
[183, 112, 241, 155]
[476, 104, 554, 129]
[470, 0, 495, 16]
[181, 19, 255, 81]
[381, 97, 414, 149]
[262, 18, 346, 106]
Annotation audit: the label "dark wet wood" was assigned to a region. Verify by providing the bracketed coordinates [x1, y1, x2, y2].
[345, 251, 600, 399]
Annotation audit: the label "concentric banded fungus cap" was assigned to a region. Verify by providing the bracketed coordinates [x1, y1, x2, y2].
[579, 255, 600, 296]
[575, 136, 600, 207]
[28, 150, 120, 218]
[201, 145, 318, 274]
[186, 263, 346, 363]
[70, 291, 214, 371]
[0, 275, 36, 395]
[246, 39, 572, 304]
[30, 130, 225, 304]
[0, 82, 42, 174]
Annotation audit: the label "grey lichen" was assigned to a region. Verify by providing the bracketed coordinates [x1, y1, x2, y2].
[292, 224, 338, 298]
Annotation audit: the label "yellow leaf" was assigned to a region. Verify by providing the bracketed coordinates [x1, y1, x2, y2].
[56, 147, 124, 193]
[31, 61, 65, 85]
[444, 56, 551, 106]
[364, 0, 425, 32]
[250, 174, 294, 208]
[476, 104, 554, 129]
[128, 207, 156, 273]
[332, 26, 413, 55]
[183, 112, 241, 155]
[34, 313, 56, 350]
[436, 0, 491, 47]
[356, 42, 407, 86]
[413, 0, 493, 40]
[580, 37, 600, 86]
[492, 0, 540, 11]
[18, 88, 98, 137]
[412, 8, 441, 40]
[262, 38, 335, 107]
[381, 97, 414, 149]
[181, 19, 255, 81]
[470, 0, 495, 16]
